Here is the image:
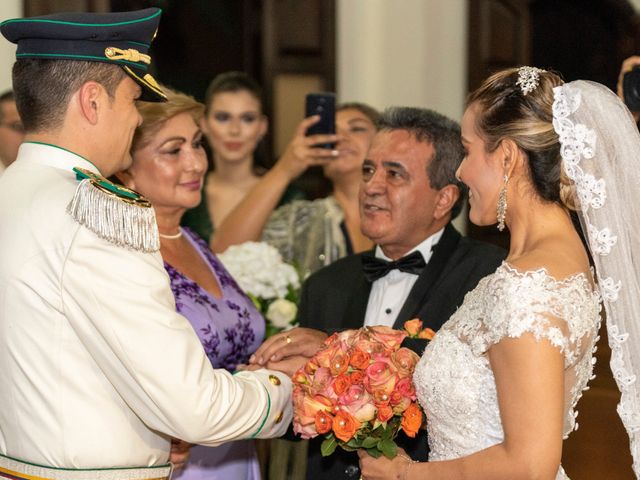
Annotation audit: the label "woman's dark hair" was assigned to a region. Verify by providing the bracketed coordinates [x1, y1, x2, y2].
[466, 67, 571, 207]
[203, 71, 263, 114]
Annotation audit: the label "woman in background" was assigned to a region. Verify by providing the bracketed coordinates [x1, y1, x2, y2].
[212, 102, 379, 278]
[119, 87, 265, 480]
[182, 71, 336, 243]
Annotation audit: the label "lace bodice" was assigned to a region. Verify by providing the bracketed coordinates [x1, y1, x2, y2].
[414, 262, 601, 479]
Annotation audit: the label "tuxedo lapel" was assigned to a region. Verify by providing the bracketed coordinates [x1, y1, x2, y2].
[342, 253, 373, 329]
[393, 224, 461, 328]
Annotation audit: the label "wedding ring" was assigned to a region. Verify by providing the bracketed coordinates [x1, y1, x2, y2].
[285, 335, 292, 344]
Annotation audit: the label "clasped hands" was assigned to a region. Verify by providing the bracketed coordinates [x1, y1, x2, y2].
[244, 327, 328, 377]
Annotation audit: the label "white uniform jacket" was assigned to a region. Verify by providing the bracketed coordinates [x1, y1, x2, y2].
[0, 143, 292, 468]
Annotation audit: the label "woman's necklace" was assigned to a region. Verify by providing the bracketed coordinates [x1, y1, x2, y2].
[158, 227, 183, 240]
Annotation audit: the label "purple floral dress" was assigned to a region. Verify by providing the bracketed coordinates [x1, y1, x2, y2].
[167, 228, 265, 480]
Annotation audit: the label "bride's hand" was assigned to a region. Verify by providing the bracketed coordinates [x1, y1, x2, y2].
[357, 448, 414, 480]
[249, 328, 327, 365]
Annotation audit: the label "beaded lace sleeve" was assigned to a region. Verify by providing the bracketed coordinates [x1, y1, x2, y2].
[458, 264, 600, 367]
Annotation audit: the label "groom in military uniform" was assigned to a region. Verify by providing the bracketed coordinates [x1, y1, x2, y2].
[0, 8, 292, 480]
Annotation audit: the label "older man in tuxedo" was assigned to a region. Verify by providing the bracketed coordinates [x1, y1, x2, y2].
[252, 106, 505, 479]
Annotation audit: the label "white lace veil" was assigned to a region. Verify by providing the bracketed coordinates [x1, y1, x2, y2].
[552, 80, 640, 476]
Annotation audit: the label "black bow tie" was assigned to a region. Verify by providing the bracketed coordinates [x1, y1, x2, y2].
[361, 250, 426, 282]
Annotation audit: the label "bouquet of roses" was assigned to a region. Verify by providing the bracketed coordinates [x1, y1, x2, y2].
[292, 325, 424, 459]
[218, 241, 300, 336]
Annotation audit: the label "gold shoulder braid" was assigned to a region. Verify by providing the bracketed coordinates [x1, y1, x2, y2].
[67, 167, 160, 253]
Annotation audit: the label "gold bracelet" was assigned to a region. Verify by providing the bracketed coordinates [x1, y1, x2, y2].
[398, 454, 417, 480]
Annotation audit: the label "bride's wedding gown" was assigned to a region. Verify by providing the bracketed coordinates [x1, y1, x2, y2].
[414, 262, 602, 479]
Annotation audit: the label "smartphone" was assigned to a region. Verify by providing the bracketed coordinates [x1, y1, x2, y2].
[305, 92, 336, 149]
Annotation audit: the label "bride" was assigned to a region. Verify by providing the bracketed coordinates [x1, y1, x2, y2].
[359, 67, 640, 479]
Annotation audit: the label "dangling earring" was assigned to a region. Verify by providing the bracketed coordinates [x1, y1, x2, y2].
[496, 174, 509, 231]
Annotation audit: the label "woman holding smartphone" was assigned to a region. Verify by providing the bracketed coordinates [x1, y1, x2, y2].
[212, 102, 379, 278]
[181, 72, 336, 243]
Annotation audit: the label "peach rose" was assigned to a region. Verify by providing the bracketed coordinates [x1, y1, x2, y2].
[329, 350, 350, 376]
[401, 402, 423, 438]
[293, 392, 334, 439]
[315, 410, 333, 435]
[391, 348, 419, 377]
[418, 327, 436, 340]
[311, 367, 334, 396]
[332, 410, 361, 442]
[403, 318, 423, 337]
[366, 325, 407, 349]
[365, 358, 397, 395]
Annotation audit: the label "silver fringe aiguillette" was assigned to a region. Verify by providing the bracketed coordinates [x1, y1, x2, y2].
[67, 179, 160, 253]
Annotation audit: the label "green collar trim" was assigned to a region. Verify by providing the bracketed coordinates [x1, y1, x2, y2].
[0, 10, 161, 28]
[0, 452, 170, 472]
[24, 141, 101, 172]
[16, 52, 148, 69]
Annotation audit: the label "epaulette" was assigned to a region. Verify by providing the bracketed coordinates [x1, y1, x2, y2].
[66, 167, 160, 253]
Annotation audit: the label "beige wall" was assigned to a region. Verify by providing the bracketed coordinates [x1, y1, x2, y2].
[337, 0, 468, 120]
[336, 0, 468, 231]
[0, 1, 20, 92]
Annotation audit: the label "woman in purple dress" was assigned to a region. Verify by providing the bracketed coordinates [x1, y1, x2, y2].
[117, 86, 265, 480]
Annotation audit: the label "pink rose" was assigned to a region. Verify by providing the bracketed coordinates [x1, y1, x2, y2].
[393, 377, 416, 401]
[338, 384, 376, 423]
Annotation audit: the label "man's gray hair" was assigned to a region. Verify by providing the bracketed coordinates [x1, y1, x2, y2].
[377, 107, 467, 218]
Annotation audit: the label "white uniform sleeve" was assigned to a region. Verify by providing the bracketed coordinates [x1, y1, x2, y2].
[61, 227, 292, 445]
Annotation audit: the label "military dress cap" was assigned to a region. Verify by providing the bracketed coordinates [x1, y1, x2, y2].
[0, 8, 167, 102]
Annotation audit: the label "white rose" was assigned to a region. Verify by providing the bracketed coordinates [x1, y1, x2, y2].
[266, 299, 298, 328]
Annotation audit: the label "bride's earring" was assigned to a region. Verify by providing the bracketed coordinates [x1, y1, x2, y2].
[496, 174, 509, 231]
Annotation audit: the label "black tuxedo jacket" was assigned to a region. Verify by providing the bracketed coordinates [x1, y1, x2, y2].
[297, 224, 506, 480]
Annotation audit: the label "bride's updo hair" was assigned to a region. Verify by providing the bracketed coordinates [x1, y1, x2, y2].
[466, 68, 573, 207]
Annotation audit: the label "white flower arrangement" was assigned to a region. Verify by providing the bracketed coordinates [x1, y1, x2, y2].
[218, 241, 301, 335]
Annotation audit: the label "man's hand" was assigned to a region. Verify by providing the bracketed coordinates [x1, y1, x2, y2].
[170, 438, 192, 473]
[249, 328, 328, 365]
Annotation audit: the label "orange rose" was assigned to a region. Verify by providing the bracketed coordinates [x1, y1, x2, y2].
[418, 328, 436, 340]
[350, 370, 365, 384]
[401, 403, 423, 438]
[315, 410, 333, 435]
[349, 348, 371, 370]
[332, 374, 351, 396]
[376, 403, 393, 423]
[403, 318, 423, 337]
[365, 358, 397, 395]
[332, 410, 361, 442]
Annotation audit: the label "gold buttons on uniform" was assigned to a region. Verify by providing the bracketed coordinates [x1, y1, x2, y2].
[274, 411, 284, 423]
[268, 374, 281, 386]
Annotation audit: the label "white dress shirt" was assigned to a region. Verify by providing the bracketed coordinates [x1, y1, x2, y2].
[363, 228, 445, 327]
[0, 143, 292, 469]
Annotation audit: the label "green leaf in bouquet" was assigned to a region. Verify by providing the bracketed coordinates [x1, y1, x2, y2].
[321, 436, 338, 457]
[364, 447, 382, 458]
[361, 436, 378, 449]
[346, 437, 361, 449]
[379, 438, 398, 459]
